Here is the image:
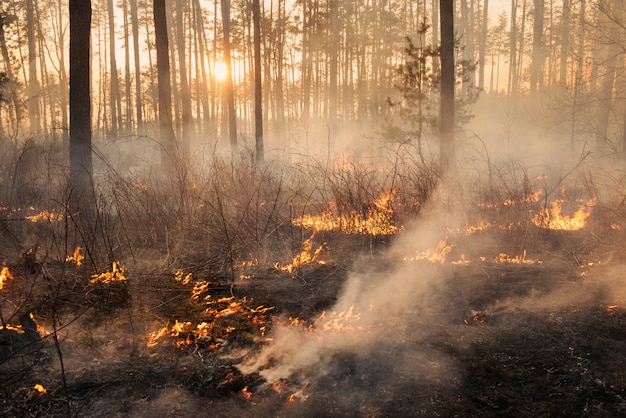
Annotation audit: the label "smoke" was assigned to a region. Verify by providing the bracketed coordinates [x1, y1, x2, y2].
[237, 185, 460, 385]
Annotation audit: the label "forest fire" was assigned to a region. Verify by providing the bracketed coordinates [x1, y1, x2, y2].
[494, 251, 543, 264]
[532, 197, 596, 231]
[292, 191, 399, 236]
[65, 246, 84, 266]
[90, 261, 127, 284]
[275, 232, 326, 273]
[403, 238, 453, 264]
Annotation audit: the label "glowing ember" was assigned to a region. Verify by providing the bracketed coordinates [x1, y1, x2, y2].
[605, 305, 618, 313]
[241, 386, 253, 400]
[403, 238, 453, 264]
[275, 232, 325, 273]
[532, 198, 595, 231]
[33, 383, 46, 394]
[292, 191, 399, 235]
[494, 251, 542, 264]
[66, 246, 84, 266]
[90, 261, 128, 284]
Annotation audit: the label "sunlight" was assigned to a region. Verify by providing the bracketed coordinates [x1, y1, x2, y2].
[214, 61, 227, 82]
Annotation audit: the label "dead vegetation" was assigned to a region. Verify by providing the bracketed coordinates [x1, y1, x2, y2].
[1, 143, 626, 416]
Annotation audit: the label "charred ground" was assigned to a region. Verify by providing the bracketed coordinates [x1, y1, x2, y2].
[1, 227, 626, 417]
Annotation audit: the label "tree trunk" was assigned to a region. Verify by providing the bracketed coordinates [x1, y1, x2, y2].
[478, 0, 488, 90]
[26, 0, 41, 136]
[130, 0, 142, 133]
[560, 0, 570, 85]
[154, 0, 177, 167]
[69, 0, 95, 216]
[253, 0, 263, 162]
[221, 0, 238, 153]
[176, 0, 193, 157]
[107, 0, 121, 135]
[530, 0, 544, 93]
[509, 0, 518, 95]
[439, 0, 455, 170]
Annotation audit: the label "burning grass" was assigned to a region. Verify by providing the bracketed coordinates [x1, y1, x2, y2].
[1, 146, 626, 416]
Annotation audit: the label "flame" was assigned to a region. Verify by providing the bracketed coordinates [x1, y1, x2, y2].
[494, 251, 542, 264]
[451, 254, 471, 265]
[25, 209, 64, 223]
[532, 198, 595, 231]
[90, 261, 127, 284]
[313, 305, 363, 333]
[275, 232, 325, 273]
[606, 305, 618, 313]
[241, 386, 253, 400]
[66, 246, 84, 266]
[33, 383, 46, 394]
[0, 265, 14, 290]
[147, 295, 274, 349]
[403, 238, 453, 264]
[292, 191, 399, 236]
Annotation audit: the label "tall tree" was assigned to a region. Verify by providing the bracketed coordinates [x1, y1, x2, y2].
[69, 0, 94, 215]
[221, 0, 238, 152]
[530, 0, 544, 93]
[439, 0, 455, 170]
[253, 0, 263, 162]
[175, 0, 193, 157]
[478, 0, 489, 91]
[154, 0, 177, 167]
[107, 0, 122, 135]
[26, 0, 41, 135]
[130, 0, 142, 133]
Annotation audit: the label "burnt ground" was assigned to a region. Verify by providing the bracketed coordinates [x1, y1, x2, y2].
[1, 232, 626, 417]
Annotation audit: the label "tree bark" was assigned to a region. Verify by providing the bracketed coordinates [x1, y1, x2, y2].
[130, 0, 142, 133]
[154, 0, 177, 167]
[26, 0, 41, 136]
[69, 0, 95, 215]
[253, 0, 264, 163]
[221, 0, 238, 153]
[439, 0, 455, 171]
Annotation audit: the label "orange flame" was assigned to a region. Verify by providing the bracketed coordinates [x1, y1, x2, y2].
[403, 238, 453, 264]
[0, 265, 14, 290]
[25, 209, 64, 223]
[33, 383, 46, 394]
[494, 251, 542, 264]
[292, 191, 399, 235]
[532, 198, 595, 231]
[275, 232, 325, 273]
[66, 246, 84, 266]
[90, 261, 127, 284]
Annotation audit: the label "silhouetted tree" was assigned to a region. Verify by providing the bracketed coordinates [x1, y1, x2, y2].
[154, 0, 177, 167]
[69, 0, 95, 215]
[253, 0, 263, 162]
[439, 0, 455, 170]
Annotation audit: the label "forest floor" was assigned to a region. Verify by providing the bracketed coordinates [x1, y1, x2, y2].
[1, 228, 626, 417]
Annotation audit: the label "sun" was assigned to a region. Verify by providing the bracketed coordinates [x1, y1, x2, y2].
[214, 61, 227, 82]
